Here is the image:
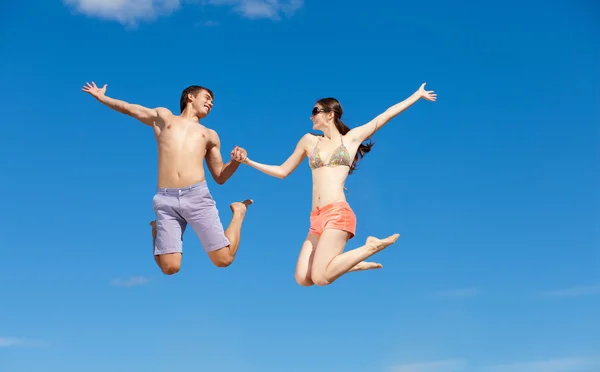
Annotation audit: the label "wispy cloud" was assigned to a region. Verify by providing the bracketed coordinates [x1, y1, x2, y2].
[0, 337, 46, 348]
[0, 337, 23, 347]
[110, 276, 151, 288]
[64, 0, 303, 26]
[485, 357, 600, 372]
[201, 20, 219, 27]
[391, 359, 467, 372]
[63, 0, 181, 26]
[392, 357, 600, 372]
[431, 287, 480, 299]
[535, 284, 600, 299]
[209, 0, 303, 20]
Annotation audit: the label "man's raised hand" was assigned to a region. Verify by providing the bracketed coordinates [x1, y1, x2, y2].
[82, 81, 107, 99]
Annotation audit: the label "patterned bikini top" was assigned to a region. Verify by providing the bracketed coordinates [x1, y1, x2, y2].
[308, 136, 352, 170]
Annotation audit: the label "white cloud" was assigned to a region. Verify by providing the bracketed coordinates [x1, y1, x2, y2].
[209, 0, 303, 20]
[63, 0, 181, 26]
[64, 0, 303, 25]
[391, 357, 600, 372]
[485, 357, 600, 372]
[535, 284, 600, 298]
[0, 337, 45, 348]
[432, 287, 480, 299]
[0, 337, 22, 347]
[110, 276, 151, 288]
[391, 359, 467, 372]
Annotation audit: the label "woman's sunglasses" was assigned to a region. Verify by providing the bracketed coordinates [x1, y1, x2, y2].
[312, 107, 330, 116]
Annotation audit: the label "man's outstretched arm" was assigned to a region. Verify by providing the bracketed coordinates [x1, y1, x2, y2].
[205, 130, 244, 185]
[82, 81, 170, 126]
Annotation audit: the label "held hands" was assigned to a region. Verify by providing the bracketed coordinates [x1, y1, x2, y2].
[418, 83, 437, 102]
[82, 81, 107, 98]
[230, 145, 248, 163]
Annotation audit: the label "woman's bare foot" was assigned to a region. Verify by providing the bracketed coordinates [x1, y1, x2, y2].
[349, 261, 383, 272]
[365, 233, 400, 254]
[230, 199, 253, 215]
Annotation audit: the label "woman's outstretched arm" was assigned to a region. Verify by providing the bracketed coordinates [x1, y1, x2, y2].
[240, 134, 311, 179]
[348, 83, 436, 144]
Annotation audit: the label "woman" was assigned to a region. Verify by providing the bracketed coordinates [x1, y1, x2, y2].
[235, 83, 436, 286]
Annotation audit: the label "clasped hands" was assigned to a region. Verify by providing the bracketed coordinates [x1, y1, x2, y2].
[230, 145, 248, 163]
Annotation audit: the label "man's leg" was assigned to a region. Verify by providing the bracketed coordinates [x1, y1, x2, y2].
[150, 221, 183, 274]
[199, 199, 252, 267]
[216, 200, 253, 262]
[151, 192, 186, 275]
[180, 182, 253, 267]
[150, 220, 159, 266]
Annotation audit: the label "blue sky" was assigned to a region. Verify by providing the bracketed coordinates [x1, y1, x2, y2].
[1, 0, 598, 371]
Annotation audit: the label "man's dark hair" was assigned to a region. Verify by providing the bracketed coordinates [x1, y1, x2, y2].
[180, 85, 214, 113]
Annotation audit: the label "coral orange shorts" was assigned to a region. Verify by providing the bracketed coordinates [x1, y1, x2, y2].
[308, 201, 357, 239]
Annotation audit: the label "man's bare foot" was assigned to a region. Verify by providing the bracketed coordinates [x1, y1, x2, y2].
[365, 233, 400, 254]
[230, 199, 253, 215]
[149, 220, 157, 238]
[349, 261, 383, 272]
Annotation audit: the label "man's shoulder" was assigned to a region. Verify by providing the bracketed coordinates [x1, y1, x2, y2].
[205, 126, 218, 134]
[203, 127, 220, 147]
[205, 127, 219, 139]
[155, 107, 173, 117]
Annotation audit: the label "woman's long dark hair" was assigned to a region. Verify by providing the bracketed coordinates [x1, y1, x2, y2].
[314, 97, 374, 174]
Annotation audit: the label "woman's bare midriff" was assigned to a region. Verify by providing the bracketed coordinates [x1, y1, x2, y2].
[311, 166, 350, 210]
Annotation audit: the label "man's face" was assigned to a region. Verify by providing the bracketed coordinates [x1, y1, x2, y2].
[191, 89, 213, 117]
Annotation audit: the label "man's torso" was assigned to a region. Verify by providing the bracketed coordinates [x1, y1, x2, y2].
[154, 114, 214, 188]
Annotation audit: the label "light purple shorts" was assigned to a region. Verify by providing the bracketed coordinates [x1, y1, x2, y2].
[152, 181, 230, 255]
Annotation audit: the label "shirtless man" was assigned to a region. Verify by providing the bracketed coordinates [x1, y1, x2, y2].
[82, 82, 252, 275]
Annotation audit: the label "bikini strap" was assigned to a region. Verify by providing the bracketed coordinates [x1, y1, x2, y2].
[313, 136, 321, 154]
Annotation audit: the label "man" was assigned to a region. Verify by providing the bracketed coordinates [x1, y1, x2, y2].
[82, 81, 252, 275]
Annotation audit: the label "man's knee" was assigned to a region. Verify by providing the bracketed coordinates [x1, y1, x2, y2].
[212, 255, 234, 268]
[208, 247, 234, 268]
[156, 253, 181, 275]
[161, 262, 180, 275]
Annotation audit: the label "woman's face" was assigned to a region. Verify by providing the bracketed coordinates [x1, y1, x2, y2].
[311, 105, 330, 131]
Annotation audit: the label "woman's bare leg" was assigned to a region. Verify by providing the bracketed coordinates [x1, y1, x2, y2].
[295, 234, 320, 286]
[348, 262, 383, 272]
[295, 233, 383, 286]
[310, 229, 399, 286]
